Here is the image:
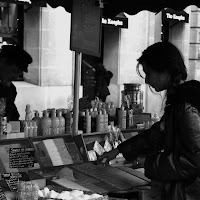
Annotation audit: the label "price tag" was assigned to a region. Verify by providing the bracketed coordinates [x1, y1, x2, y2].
[1, 172, 29, 191]
[0, 186, 6, 200]
[9, 148, 35, 168]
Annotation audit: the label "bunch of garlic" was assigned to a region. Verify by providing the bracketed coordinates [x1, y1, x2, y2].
[38, 187, 104, 200]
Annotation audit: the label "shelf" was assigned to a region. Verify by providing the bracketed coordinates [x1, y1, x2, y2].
[82, 128, 144, 137]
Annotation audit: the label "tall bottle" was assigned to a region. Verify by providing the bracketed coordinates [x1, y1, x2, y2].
[96, 110, 104, 132]
[40, 110, 51, 136]
[56, 109, 65, 134]
[25, 104, 33, 121]
[86, 109, 91, 134]
[103, 109, 108, 132]
[50, 109, 59, 135]
[118, 105, 127, 130]
[32, 110, 41, 135]
[63, 109, 72, 135]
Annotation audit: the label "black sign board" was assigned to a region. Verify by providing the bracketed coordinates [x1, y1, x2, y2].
[9, 148, 35, 168]
[70, 0, 102, 57]
[0, 187, 6, 200]
[162, 8, 189, 23]
[1, 172, 29, 191]
[102, 13, 128, 29]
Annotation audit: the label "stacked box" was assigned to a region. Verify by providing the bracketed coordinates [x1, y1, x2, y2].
[53, 138, 73, 165]
[35, 141, 53, 167]
[43, 139, 63, 166]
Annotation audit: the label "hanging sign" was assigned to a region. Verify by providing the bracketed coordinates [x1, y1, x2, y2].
[162, 8, 189, 23]
[70, 0, 102, 57]
[1, 172, 29, 191]
[102, 13, 128, 28]
[0, 187, 6, 200]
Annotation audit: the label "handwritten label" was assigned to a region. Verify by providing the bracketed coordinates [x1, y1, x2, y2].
[9, 148, 35, 168]
[1, 172, 29, 191]
[0, 187, 6, 200]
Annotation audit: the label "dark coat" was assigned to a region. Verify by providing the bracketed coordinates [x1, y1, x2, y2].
[0, 82, 20, 121]
[118, 80, 200, 200]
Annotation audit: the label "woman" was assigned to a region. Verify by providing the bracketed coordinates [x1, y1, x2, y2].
[0, 45, 32, 121]
[98, 42, 200, 200]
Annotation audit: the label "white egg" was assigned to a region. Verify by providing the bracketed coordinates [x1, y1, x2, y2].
[38, 190, 44, 197]
[56, 192, 73, 200]
[82, 194, 91, 200]
[61, 191, 71, 196]
[89, 194, 103, 199]
[70, 190, 84, 197]
[43, 187, 50, 197]
[49, 190, 59, 198]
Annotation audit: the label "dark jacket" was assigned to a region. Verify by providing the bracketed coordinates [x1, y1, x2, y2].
[118, 80, 200, 200]
[0, 82, 20, 121]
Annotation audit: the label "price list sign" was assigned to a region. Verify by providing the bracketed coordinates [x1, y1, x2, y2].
[9, 148, 35, 168]
[1, 172, 29, 191]
[0, 186, 6, 200]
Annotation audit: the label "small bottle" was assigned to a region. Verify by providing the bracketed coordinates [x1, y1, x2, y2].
[126, 109, 133, 129]
[32, 121, 38, 137]
[28, 121, 33, 137]
[25, 104, 33, 121]
[24, 121, 29, 137]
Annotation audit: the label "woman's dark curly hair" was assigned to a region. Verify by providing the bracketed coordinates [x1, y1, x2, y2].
[136, 42, 187, 96]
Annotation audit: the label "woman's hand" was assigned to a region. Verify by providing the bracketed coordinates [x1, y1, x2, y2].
[97, 148, 119, 165]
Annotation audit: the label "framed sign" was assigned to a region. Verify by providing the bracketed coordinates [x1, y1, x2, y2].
[9, 148, 35, 168]
[70, 0, 102, 57]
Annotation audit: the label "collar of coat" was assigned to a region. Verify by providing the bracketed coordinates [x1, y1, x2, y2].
[166, 80, 200, 111]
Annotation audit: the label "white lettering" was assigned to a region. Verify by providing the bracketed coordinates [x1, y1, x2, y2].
[107, 18, 123, 26]
[172, 14, 185, 21]
[102, 18, 107, 24]
[16, 0, 32, 4]
[166, 12, 185, 21]
[166, 13, 172, 19]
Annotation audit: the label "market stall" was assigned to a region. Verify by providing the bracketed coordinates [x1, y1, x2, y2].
[0, 1, 200, 200]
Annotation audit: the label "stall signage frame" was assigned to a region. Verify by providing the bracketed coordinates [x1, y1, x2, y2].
[162, 8, 189, 23]
[70, 0, 102, 57]
[102, 14, 128, 28]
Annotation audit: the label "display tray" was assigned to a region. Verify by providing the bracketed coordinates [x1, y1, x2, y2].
[28, 135, 150, 196]
[0, 138, 40, 173]
[29, 135, 87, 170]
[34, 179, 109, 200]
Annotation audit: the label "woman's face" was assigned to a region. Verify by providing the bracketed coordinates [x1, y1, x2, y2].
[142, 61, 171, 92]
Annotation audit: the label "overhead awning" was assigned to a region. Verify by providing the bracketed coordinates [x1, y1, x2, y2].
[0, 0, 46, 7]
[46, 0, 200, 18]
[102, 12, 128, 28]
[162, 8, 189, 23]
